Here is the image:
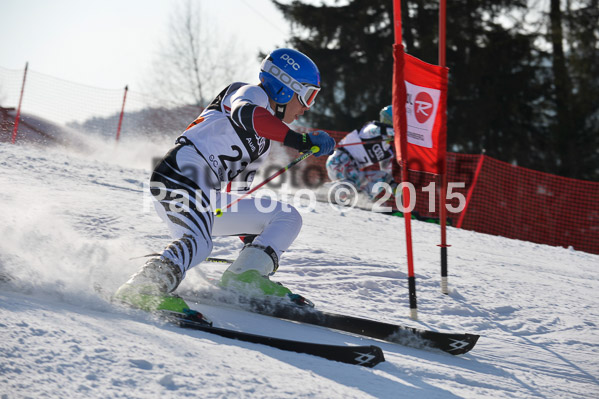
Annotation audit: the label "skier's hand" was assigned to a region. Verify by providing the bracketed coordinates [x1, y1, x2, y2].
[307, 130, 336, 157]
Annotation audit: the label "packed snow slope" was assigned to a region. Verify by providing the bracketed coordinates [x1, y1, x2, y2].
[1, 136, 598, 399]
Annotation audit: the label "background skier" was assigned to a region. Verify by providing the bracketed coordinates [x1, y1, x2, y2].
[326, 105, 397, 199]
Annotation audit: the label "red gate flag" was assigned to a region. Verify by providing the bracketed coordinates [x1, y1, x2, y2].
[393, 45, 449, 175]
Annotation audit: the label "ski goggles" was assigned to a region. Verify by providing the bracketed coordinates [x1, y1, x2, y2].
[261, 59, 321, 108]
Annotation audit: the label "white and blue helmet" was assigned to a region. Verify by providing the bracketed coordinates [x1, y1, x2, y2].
[379, 105, 393, 126]
[259, 48, 321, 108]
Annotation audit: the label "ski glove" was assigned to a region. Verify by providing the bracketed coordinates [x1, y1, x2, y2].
[307, 130, 336, 157]
[283, 129, 336, 157]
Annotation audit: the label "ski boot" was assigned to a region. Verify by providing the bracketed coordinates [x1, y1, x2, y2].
[114, 256, 190, 312]
[220, 244, 313, 307]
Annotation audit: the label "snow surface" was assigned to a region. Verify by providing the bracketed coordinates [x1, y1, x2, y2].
[1, 135, 598, 399]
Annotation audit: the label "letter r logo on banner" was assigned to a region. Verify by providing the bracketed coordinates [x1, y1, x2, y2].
[414, 92, 434, 123]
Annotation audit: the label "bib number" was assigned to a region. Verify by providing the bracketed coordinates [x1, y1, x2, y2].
[218, 145, 248, 181]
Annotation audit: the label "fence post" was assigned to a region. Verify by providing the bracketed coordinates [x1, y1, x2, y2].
[116, 85, 128, 141]
[456, 153, 486, 229]
[11, 62, 29, 144]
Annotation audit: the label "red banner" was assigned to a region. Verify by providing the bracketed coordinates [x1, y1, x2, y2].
[393, 45, 448, 175]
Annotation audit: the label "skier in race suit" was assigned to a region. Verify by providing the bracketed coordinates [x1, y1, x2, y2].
[115, 48, 336, 310]
[325, 106, 396, 199]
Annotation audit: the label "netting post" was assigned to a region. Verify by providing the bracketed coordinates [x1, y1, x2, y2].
[456, 154, 485, 228]
[11, 62, 29, 144]
[116, 85, 128, 141]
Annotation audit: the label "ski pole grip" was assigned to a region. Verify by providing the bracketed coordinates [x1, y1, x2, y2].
[310, 145, 320, 154]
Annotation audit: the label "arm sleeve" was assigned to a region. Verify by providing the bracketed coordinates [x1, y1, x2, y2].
[229, 85, 312, 151]
[231, 104, 291, 142]
[229, 85, 289, 142]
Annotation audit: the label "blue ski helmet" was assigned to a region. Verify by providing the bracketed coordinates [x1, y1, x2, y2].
[259, 48, 321, 107]
[379, 105, 393, 126]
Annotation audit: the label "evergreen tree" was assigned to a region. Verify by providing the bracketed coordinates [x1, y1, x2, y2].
[438, 0, 548, 172]
[548, 0, 599, 179]
[273, 0, 394, 131]
[273, 0, 598, 179]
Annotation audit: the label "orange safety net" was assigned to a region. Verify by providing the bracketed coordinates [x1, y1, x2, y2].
[305, 132, 599, 255]
[449, 154, 599, 254]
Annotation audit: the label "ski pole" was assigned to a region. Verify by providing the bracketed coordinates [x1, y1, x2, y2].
[335, 137, 393, 148]
[214, 146, 320, 217]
